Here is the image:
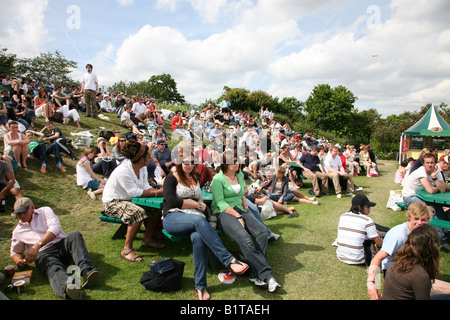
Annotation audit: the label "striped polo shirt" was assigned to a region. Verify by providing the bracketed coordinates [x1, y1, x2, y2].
[335, 211, 379, 265]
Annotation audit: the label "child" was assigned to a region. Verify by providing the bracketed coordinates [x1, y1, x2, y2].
[76, 147, 105, 200]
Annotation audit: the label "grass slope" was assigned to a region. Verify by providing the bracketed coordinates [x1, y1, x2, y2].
[0, 113, 448, 300]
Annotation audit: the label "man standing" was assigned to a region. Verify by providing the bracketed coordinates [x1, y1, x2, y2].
[299, 146, 329, 197]
[324, 146, 354, 198]
[81, 64, 98, 118]
[10, 197, 100, 300]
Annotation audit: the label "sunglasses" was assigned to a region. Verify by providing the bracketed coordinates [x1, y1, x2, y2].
[182, 160, 195, 165]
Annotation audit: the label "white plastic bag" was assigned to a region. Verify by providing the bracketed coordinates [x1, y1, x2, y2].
[260, 199, 276, 220]
[386, 190, 403, 211]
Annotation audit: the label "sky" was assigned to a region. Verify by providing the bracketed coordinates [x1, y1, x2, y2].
[1, 0, 449, 117]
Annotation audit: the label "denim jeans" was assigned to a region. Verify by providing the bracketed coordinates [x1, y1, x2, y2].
[34, 232, 96, 299]
[162, 211, 235, 290]
[268, 193, 295, 203]
[217, 207, 273, 281]
[32, 142, 63, 164]
[247, 200, 272, 234]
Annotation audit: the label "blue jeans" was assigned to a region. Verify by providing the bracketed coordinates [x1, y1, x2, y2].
[268, 193, 295, 203]
[217, 207, 273, 281]
[247, 200, 272, 234]
[162, 211, 235, 290]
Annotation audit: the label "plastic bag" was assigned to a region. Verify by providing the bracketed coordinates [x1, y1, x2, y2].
[260, 199, 276, 220]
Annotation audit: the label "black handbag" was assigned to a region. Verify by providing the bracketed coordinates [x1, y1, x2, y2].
[140, 259, 185, 292]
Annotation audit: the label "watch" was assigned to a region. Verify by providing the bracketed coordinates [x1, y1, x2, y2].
[37, 241, 43, 247]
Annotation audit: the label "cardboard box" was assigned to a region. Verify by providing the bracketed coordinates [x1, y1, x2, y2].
[12, 270, 32, 285]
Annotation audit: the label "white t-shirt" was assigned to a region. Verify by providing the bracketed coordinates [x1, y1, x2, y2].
[336, 211, 379, 265]
[401, 166, 443, 198]
[102, 160, 151, 203]
[132, 102, 146, 115]
[82, 72, 98, 91]
[324, 153, 342, 172]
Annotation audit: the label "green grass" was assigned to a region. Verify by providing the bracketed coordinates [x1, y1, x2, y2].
[0, 113, 449, 300]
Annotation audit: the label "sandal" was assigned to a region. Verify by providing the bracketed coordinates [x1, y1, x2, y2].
[288, 211, 299, 218]
[229, 259, 249, 275]
[195, 288, 210, 300]
[120, 249, 143, 262]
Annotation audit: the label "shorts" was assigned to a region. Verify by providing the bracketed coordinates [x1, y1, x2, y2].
[87, 179, 100, 191]
[121, 119, 135, 129]
[103, 199, 159, 225]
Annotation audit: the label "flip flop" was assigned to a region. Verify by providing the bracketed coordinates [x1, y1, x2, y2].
[229, 259, 249, 275]
[120, 249, 143, 262]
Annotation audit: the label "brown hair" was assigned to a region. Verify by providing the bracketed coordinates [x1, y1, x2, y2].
[175, 153, 198, 186]
[391, 224, 440, 281]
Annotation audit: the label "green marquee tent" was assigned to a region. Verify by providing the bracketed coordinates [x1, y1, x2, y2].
[399, 105, 450, 163]
[404, 105, 450, 137]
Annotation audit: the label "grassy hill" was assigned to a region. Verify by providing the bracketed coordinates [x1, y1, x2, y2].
[0, 111, 448, 301]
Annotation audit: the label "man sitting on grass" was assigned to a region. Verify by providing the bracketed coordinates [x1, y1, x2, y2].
[10, 197, 100, 300]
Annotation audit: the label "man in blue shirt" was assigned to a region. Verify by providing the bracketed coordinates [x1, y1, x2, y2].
[299, 146, 329, 196]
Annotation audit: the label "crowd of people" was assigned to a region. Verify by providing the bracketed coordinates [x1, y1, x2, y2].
[1, 68, 449, 301]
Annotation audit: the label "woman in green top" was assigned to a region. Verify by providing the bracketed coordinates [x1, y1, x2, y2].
[211, 150, 281, 293]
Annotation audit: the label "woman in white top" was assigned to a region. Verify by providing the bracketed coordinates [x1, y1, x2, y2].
[344, 145, 360, 176]
[3, 120, 29, 169]
[102, 139, 165, 262]
[76, 147, 105, 200]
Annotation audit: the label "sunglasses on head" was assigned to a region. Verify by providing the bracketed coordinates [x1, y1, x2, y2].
[182, 160, 195, 165]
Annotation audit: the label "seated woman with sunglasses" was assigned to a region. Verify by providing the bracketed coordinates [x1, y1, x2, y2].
[162, 152, 249, 300]
[211, 150, 281, 293]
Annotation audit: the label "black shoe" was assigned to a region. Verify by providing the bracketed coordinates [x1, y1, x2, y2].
[0, 204, 5, 213]
[85, 114, 91, 118]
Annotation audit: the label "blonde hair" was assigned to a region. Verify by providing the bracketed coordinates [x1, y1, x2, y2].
[406, 202, 433, 221]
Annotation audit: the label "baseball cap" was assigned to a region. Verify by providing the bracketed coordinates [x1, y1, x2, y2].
[14, 197, 33, 214]
[351, 194, 376, 208]
[443, 155, 450, 164]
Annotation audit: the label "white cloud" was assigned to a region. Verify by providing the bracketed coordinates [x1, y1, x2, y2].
[266, 0, 450, 116]
[116, 0, 134, 6]
[0, 0, 49, 58]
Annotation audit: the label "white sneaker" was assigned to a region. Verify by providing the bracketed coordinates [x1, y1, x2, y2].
[346, 192, 355, 197]
[312, 200, 319, 205]
[355, 187, 363, 192]
[266, 277, 281, 293]
[308, 197, 316, 201]
[336, 193, 342, 198]
[87, 190, 96, 200]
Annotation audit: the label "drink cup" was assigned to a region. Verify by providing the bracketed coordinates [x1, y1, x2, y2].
[13, 280, 25, 294]
[4, 265, 15, 277]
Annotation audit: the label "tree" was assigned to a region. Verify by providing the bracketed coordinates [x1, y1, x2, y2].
[147, 74, 185, 103]
[304, 84, 357, 137]
[0, 47, 17, 75]
[15, 50, 77, 84]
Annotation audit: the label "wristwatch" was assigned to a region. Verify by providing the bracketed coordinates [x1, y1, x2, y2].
[37, 241, 43, 247]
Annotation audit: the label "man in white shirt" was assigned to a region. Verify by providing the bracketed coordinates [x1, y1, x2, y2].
[132, 97, 147, 124]
[81, 64, 98, 118]
[10, 197, 100, 300]
[401, 152, 450, 249]
[324, 146, 354, 198]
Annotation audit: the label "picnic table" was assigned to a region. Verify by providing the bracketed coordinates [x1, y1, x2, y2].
[416, 190, 450, 205]
[131, 190, 215, 241]
[415, 190, 450, 230]
[131, 190, 213, 208]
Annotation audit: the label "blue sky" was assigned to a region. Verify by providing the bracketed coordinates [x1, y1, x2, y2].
[1, 0, 449, 116]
